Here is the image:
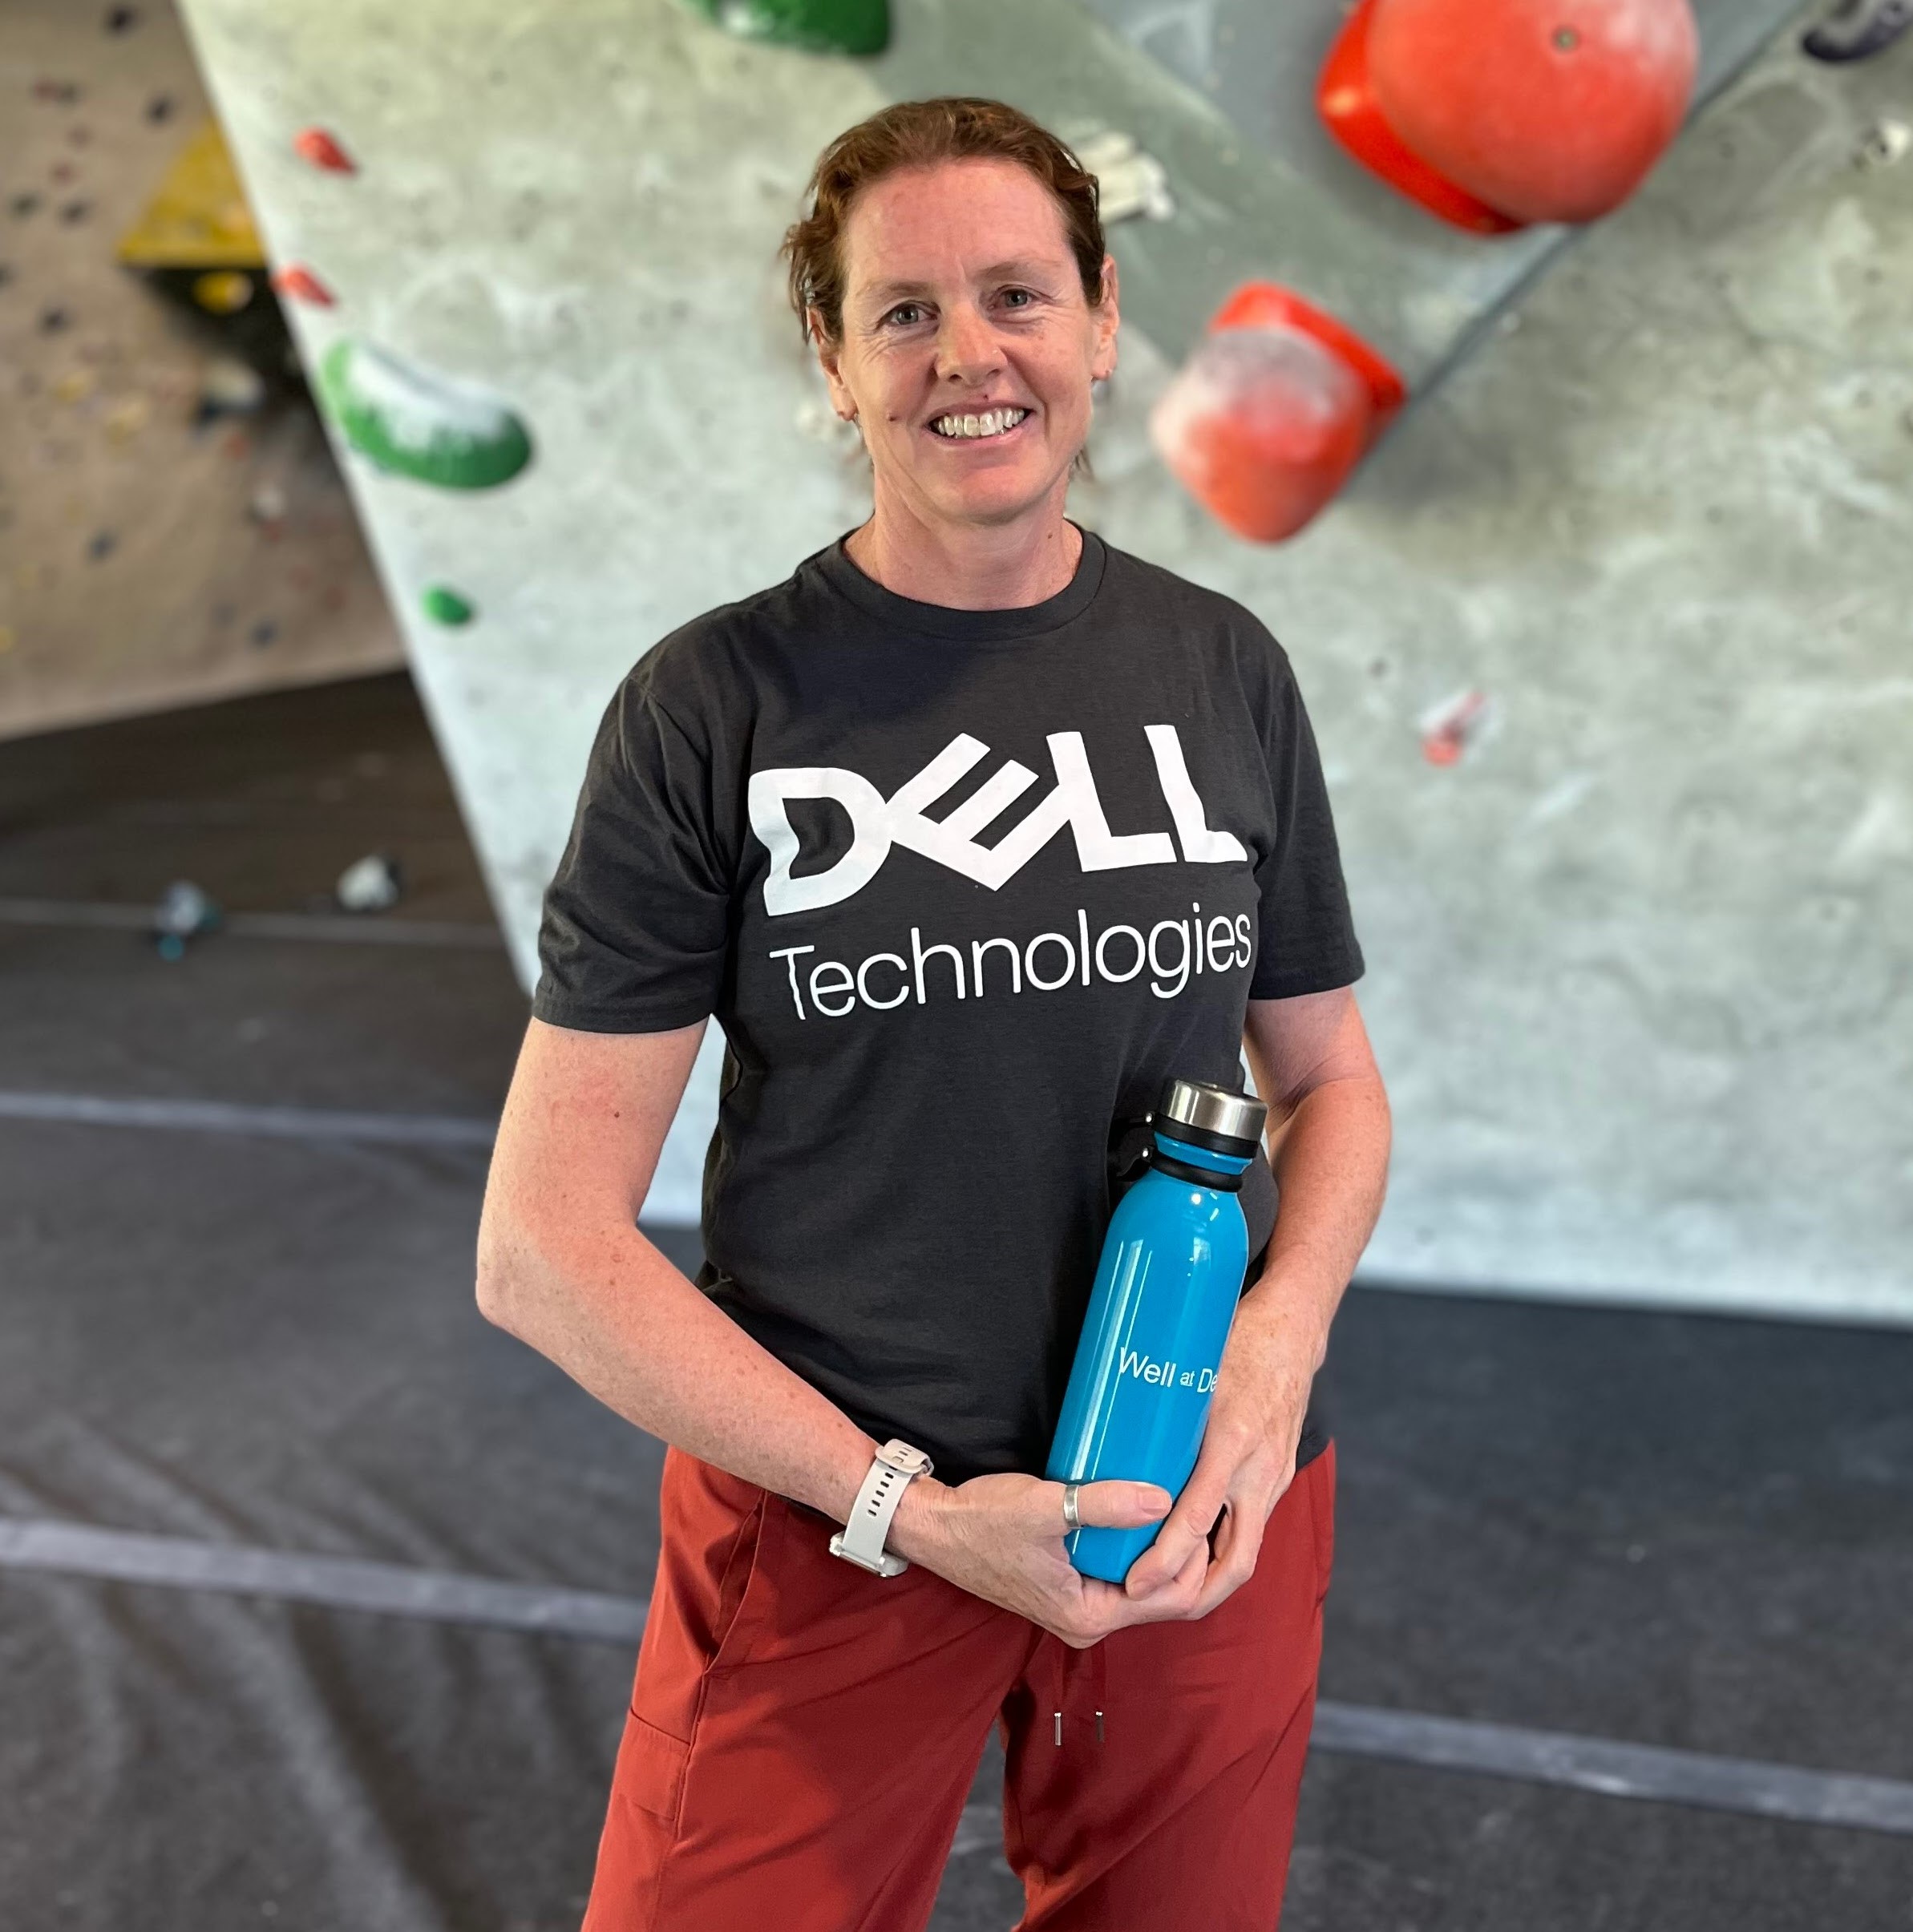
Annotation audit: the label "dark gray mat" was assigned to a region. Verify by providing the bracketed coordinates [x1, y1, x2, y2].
[2, 673, 1908, 1930]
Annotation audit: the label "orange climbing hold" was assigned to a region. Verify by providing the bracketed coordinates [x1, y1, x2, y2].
[271, 264, 335, 306]
[1150, 284, 1405, 545]
[1320, 0, 1697, 231]
[292, 127, 355, 175]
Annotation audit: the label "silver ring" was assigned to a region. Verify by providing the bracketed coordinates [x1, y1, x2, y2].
[1061, 1482, 1082, 1533]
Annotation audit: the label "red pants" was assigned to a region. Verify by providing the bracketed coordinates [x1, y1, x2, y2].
[583, 1443, 1335, 1931]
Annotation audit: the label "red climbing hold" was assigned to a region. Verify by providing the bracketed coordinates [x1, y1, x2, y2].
[1320, 0, 1697, 230]
[271, 265, 335, 306]
[1207, 285, 1408, 432]
[1420, 689, 1492, 766]
[1150, 284, 1405, 545]
[293, 127, 355, 175]
[1319, 0, 1523, 234]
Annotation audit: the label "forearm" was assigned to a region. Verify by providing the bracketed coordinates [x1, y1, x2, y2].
[477, 1215, 879, 1525]
[1239, 1071, 1391, 1368]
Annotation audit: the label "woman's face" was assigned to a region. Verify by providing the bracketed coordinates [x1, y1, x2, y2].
[815, 157, 1119, 535]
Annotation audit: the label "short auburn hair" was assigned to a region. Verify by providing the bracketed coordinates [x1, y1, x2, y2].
[783, 96, 1106, 346]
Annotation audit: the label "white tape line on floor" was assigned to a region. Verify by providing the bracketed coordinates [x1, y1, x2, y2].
[0, 1093, 495, 1146]
[0, 898, 504, 949]
[0, 1518, 643, 1642]
[1308, 1702, 1913, 1835]
[2, 1515, 1911, 1837]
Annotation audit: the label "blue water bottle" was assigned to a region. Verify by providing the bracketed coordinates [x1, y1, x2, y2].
[1046, 1078, 1269, 1584]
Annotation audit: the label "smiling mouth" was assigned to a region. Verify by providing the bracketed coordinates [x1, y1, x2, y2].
[928, 406, 1031, 441]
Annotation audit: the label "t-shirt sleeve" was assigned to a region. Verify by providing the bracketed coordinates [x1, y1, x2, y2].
[1250, 651, 1367, 1000]
[531, 670, 734, 1033]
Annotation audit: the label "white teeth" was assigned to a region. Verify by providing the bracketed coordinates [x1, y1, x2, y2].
[932, 406, 1029, 439]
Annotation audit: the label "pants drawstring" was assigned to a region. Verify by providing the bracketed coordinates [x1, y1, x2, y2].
[1052, 1637, 1109, 1749]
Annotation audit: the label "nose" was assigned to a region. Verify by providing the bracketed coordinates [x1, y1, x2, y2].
[934, 299, 1003, 387]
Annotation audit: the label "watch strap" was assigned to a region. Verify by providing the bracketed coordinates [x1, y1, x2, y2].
[829, 1440, 932, 1577]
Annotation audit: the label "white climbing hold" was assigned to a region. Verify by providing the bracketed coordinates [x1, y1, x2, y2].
[335, 852, 403, 913]
[1856, 115, 1910, 168]
[1070, 127, 1176, 224]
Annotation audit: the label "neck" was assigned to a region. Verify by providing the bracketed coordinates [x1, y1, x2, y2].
[844, 484, 1082, 610]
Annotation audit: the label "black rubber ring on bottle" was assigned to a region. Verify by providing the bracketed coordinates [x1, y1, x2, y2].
[1151, 1117, 1262, 1160]
[1148, 1148, 1245, 1192]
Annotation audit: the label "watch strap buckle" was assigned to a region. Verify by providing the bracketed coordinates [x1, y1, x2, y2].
[827, 1530, 909, 1577]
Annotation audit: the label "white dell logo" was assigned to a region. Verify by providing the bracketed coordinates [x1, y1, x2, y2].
[747, 725, 1246, 916]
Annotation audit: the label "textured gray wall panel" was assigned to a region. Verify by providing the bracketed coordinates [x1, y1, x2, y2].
[175, 0, 1913, 1321]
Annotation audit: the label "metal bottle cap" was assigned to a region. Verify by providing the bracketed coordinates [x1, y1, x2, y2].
[1155, 1078, 1268, 1154]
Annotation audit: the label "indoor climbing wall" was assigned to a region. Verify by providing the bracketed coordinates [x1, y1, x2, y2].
[0, 0, 400, 741]
[172, 0, 1913, 1324]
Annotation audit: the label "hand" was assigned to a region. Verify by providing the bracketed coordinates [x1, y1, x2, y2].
[888, 1472, 1211, 1647]
[1118, 1295, 1321, 1616]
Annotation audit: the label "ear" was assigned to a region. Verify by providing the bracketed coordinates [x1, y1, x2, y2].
[809, 307, 858, 420]
[1090, 254, 1120, 382]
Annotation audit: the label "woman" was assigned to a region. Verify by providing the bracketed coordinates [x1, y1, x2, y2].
[478, 95, 1391, 1932]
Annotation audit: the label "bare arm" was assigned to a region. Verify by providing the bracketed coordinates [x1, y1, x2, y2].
[476, 1016, 1177, 1643]
[1240, 983, 1393, 1383]
[476, 1017, 881, 1523]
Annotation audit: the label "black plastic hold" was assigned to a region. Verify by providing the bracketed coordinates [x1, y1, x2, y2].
[1802, 0, 1913, 62]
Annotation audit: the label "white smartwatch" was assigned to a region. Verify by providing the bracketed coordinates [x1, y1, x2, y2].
[829, 1439, 934, 1577]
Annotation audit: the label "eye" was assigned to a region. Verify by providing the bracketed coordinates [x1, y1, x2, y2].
[1000, 287, 1035, 309]
[883, 301, 928, 328]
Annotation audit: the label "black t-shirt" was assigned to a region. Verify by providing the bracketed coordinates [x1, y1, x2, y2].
[533, 526, 1365, 1485]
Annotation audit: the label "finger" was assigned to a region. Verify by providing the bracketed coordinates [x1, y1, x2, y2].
[1070, 1478, 1173, 1532]
[1114, 1536, 1211, 1623]
[1068, 1575, 1134, 1620]
[1058, 1568, 1175, 1646]
[1058, 1573, 1163, 1644]
[1123, 1445, 1234, 1597]
[1162, 1536, 1211, 1605]
[1191, 1498, 1265, 1616]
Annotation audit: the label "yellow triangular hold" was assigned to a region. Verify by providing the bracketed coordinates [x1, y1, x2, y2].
[116, 116, 265, 269]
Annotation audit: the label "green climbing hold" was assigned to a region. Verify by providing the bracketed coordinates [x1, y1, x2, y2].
[421, 584, 475, 626]
[318, 339, 532, 490]
[682, 0, 888, 57]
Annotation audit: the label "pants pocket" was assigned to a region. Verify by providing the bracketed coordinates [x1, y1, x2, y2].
[629, 1453, 781, 1764]
[708, 1490, 779, 1673]
[613, 1710, 693, 1827]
